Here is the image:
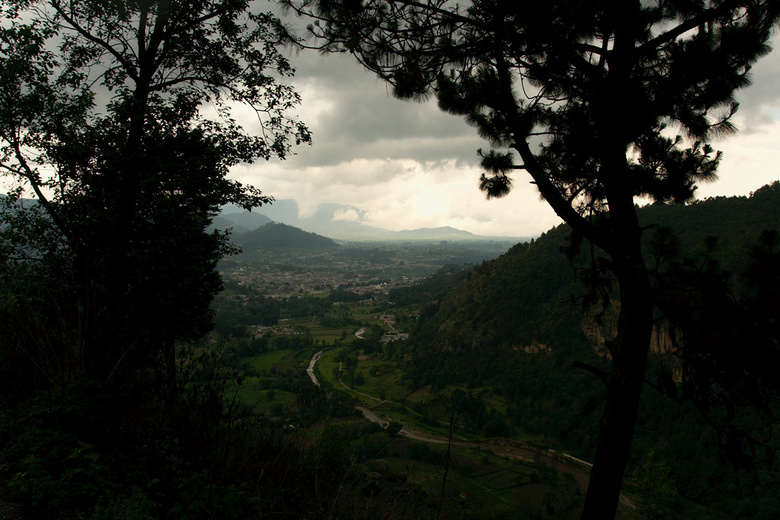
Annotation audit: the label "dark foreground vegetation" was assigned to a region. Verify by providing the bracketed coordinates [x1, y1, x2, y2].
[0, 351, 354, 519]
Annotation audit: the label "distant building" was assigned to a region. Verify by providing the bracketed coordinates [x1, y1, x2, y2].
[378, 314, 396, 325]
[380, 333, 408, 344]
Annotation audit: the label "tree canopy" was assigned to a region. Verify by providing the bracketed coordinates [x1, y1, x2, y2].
[281, 1, 780, 518]
[0, 0, 309, 389]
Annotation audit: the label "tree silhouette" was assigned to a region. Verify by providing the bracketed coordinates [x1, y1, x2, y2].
[281, 1, 780, 517]
[0, 0, 309, 390]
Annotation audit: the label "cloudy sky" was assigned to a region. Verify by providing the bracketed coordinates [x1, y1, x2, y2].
[229, 26, 780, 238]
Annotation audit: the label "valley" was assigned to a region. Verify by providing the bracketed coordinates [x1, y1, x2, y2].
[3, 3, 779, 518]
[219, 239, 515, 297]
[207, 184, 780, 520]
[211, 236, 642, 519]
[210, 239, 613, 518]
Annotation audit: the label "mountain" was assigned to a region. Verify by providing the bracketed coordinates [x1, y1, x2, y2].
[251, 199, 300, 225]
[414, 182, 780, 368]
[220, 211, 272, 231]
[394, 226, 475, 240]
[232, 222, 340, 252]
[398, 182, 780, 518]
[297, 203, 394, 240]
[220, 200, 526, 242]
[208, 215, 250, 235]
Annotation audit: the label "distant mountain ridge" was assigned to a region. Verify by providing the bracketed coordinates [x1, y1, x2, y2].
[221, 211, 272, 231]
[395, 226, 475, 239]
[217, 200, 526, 242]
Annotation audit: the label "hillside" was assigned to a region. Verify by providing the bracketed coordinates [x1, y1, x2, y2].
[397, 182, 780, 518]
[208, 215, 250, 235]
[404, 183, 780, 413]
[233, 222, 341, 251]
[220, 211, 272, 231]
[415, 182, 780, 361]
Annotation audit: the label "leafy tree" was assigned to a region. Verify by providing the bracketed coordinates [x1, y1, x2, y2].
[0, 0, 309, 391]
[281, 1, 780, 518]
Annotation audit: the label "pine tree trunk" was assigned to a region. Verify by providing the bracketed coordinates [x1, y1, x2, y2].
[580, 258, 654, 520]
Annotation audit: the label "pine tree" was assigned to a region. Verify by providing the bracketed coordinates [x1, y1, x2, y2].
[281, 1, 780, 517]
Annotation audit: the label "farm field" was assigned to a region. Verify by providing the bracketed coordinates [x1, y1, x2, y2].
[215, 288, 641, 519]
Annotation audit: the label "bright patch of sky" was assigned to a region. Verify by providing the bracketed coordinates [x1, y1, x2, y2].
[230, 25, 780, 238]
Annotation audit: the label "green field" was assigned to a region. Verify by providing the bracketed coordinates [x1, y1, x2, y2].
[222, 322, 605, 519]
[246, 349, 297, 373]
[234, 348, 317, 415]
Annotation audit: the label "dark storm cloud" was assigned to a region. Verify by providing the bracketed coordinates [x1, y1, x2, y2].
[285, 50, 485, 168]
[236, 7, 780, 236]
[735, 47, 780, 131]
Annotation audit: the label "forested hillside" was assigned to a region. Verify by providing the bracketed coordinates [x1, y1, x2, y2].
[234, 222, 341, 251]
[411, 183, 780, 370]
[638, 182, 780, 278]
[400, 183, 780, 518]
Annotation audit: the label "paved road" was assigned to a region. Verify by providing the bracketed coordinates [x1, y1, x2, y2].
[354, 404, 592, 489]
[356, 406, 451, 444]
[306, 350, 323, 387]
[303, 350, 639, 512]
[307, 351, 587, 461]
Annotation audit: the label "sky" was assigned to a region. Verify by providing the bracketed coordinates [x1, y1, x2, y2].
[228, 29, 780, 238]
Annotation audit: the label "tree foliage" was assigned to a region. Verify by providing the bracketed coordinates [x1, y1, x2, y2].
[0, 0, 309, 389]
[653, 227, 780, 467]
[0, 3, 339, 518]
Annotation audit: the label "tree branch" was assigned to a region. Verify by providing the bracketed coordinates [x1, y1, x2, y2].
[485, 16, 607, 248]
[51, 0, 139, 83]
[5, 132, 72, 241]
[638, 0, 741, 53]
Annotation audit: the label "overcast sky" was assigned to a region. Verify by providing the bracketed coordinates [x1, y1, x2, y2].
[229, 29, 780, 238]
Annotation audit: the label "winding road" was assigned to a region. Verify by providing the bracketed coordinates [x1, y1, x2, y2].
[304, 349, 598, 492]
[304, 350, 638, 513]
[306, 350, 323, 387]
